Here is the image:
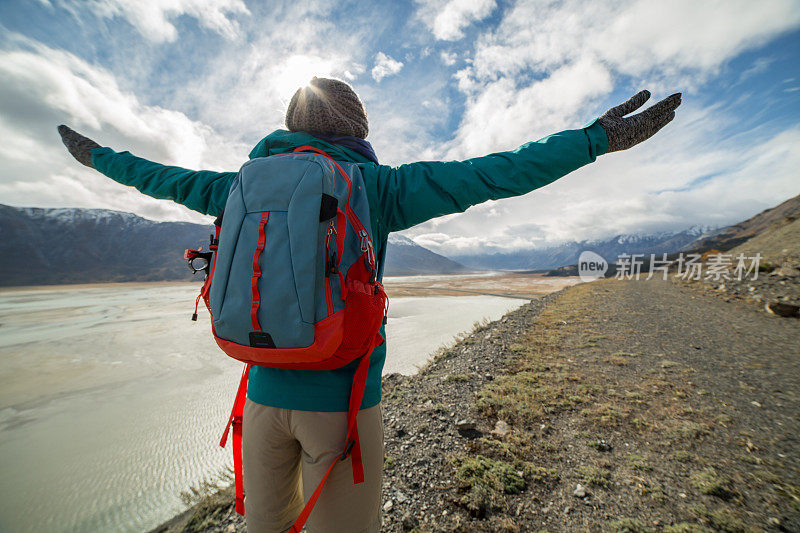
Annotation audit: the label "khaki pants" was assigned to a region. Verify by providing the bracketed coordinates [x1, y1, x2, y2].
[242, 400, 384, 533]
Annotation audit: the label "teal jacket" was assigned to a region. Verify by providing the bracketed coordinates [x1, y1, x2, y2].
[90, 120, 608, 412]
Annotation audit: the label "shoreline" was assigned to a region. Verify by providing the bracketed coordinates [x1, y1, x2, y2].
[0, 271, 580, 296]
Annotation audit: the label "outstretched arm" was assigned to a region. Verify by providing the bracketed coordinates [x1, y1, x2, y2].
[376, 90, 680, 233]
[58, 125, 236, 217]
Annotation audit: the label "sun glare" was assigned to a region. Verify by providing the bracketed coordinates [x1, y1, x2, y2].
[273, 55, 335, 98]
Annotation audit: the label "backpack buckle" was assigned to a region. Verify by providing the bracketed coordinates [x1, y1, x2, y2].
[340, 439, 355, 460]
[326, 251, 338, 277]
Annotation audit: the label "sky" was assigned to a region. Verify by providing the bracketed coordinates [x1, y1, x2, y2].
[0, 0, 798, 255]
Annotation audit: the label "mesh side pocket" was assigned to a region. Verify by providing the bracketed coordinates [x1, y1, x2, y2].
[337, 278, 387, 358]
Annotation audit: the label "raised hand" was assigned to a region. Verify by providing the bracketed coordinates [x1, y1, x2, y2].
[598, 90, 681, 152]
[57, 125, 100, 168]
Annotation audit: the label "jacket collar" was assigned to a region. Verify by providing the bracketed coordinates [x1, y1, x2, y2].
[249, 129, 373, 164]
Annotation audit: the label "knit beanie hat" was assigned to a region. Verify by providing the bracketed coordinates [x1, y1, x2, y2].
[285, 77, 369, 139]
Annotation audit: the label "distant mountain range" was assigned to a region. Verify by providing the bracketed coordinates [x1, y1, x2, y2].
[0, 204, 468, 286]
[452, 192, 799, 272]
[5, 192, 797, 286]
[451, 226, 715, 272]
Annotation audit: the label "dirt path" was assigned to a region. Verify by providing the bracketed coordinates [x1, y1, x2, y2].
[379, 277, 799, 532]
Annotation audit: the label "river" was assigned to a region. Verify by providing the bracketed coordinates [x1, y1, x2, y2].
[0, 278, 535, 532]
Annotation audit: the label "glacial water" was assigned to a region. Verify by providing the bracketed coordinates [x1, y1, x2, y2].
[0, 281, 525, 533]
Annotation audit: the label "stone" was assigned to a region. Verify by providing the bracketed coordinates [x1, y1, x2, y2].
[595, 439, 613, 452]
[573, 483, 587, 498]
[401, 513, 418, 531]
[455, 419, 476, 431]
[777, 264, 800, 277]
[765, 301, 799, 317]
[491, 420, 511, 438]
[383, 499, 394, 512]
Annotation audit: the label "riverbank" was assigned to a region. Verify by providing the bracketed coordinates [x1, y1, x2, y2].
[155, 275, 799, 532]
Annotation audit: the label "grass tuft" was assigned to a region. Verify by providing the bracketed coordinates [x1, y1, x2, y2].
[691, 504, 748, 532]
[607, 517, 652, 532]
[178, 468, 235, 532]
[690, 468, 735, 500]
[452, 455, 526, 516]
[576, 465, 612, 487]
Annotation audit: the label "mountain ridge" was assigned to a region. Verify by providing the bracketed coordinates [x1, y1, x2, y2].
[452, 227, 714, 271]
[0, 205, 468, 286]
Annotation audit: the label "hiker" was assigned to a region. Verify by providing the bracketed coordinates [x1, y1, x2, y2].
[58, 78, 680, 532]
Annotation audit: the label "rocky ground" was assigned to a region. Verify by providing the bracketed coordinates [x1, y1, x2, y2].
[155, 274, 799, 533]
[677, 259, 800, 317]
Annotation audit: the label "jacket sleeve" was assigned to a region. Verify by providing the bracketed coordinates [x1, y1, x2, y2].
[374, 119, 608, 233]
[90, 147, 237, 217]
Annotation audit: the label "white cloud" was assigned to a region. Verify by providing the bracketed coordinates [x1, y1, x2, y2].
[0, 36, 247, 222]
[394, 0, 800, 253]
[444, 58, 613, 158]
[402, 102, 800, 255]
[371, 52, 404, 82]
[416, 0, 496, 41]
[465, 0, 800, 87]
[85, 0, 249, 42]
[173, 7, 372, 140]
[440, 50, 458, 66]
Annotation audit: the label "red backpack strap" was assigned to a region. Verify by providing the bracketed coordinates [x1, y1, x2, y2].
[288, 351, 373, 532]
[219, 363, 251, 515]
[221, 351, 376, 525]
[293, 145, 332, 158]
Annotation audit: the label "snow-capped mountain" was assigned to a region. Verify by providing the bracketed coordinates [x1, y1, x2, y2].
[0, 204, 213, 286]
[383, 233, 468, 275]
[451, 227, 718, 272]
[607, 225, 713, 245]
[0, 205, 468, 286]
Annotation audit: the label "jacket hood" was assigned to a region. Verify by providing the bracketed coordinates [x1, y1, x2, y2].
[249, 129, 373, 164]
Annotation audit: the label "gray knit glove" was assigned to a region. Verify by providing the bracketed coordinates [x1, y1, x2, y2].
[57, 125, 100, 168]
[598, 90, 681, 152]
